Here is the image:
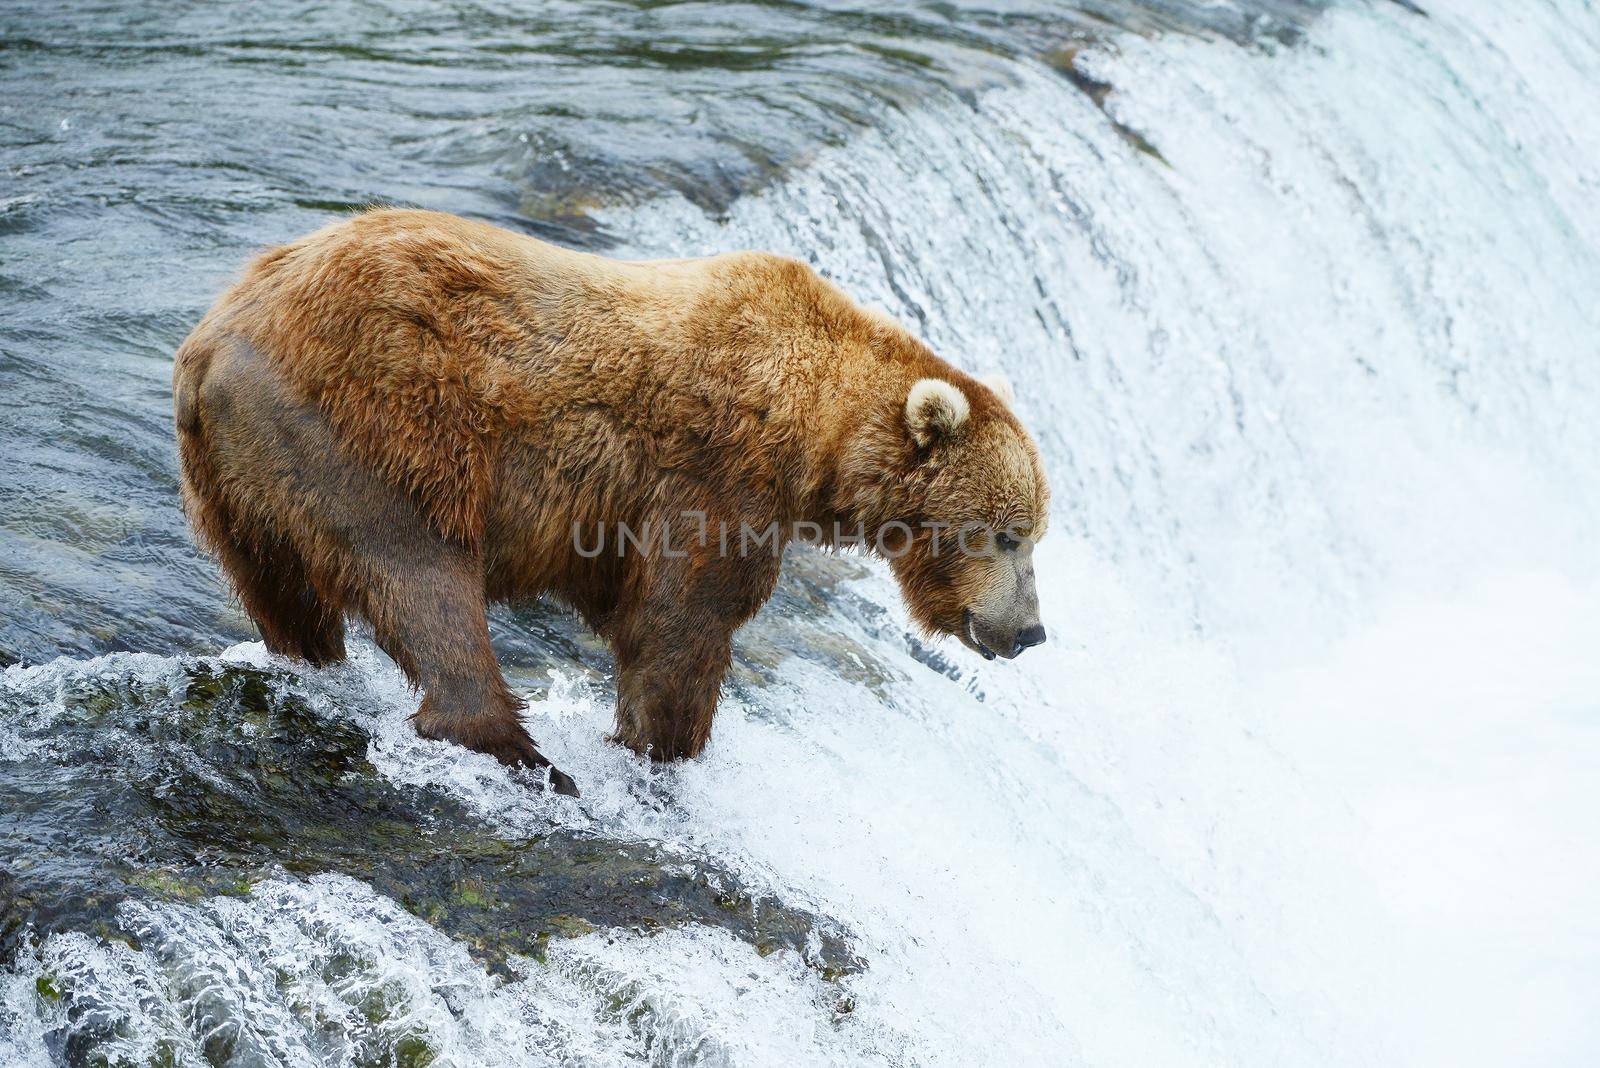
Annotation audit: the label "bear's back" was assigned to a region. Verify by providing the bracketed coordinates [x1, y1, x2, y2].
[182, 209, 917, 548]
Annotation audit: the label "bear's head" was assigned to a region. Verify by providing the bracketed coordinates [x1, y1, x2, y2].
[882, 373, 1050, 661]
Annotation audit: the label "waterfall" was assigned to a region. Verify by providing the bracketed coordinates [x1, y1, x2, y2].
[586, 3, 1600, 1062]
[3, 2, 1597, 1064]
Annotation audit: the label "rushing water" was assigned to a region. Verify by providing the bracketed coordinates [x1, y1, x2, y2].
[3, 1, 1599, 1065]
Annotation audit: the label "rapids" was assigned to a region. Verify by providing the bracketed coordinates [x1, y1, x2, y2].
[3, 1, 1597, 1064]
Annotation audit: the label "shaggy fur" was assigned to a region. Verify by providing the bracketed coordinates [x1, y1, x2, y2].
[173, 209, 1049, 793]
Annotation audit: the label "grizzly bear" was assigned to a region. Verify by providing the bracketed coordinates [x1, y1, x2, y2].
[173, 209, 1049, 795]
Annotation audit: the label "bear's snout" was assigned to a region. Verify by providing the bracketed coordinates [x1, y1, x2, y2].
[964, 609, 1046, 662]
[1011, 623, 1047, 657]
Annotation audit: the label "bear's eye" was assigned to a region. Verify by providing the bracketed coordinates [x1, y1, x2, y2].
[995, 531, 1020, 552]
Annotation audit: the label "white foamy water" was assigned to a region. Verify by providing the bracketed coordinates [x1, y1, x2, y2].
[5, 1, 1599, 1064]
[2, 873, 862, 1066]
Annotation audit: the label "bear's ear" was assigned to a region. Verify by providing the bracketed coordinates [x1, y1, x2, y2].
[905, 378, 970, 447]
[981, 373, 1015, 406]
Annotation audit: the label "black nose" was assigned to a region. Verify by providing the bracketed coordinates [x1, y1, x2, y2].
[1012, 624, 1047, 655]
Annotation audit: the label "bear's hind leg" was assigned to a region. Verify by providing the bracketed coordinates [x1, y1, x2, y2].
[216, 529, 347, 667]
[192, 335, 575, 795]
[358, 550, 580, 797]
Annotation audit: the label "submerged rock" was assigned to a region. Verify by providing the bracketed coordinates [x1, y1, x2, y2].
[1045, 47, 1170, 165]
[0, 658, 858, 986]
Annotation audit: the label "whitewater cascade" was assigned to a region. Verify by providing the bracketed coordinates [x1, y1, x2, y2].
[4, 1, 1598, 1064]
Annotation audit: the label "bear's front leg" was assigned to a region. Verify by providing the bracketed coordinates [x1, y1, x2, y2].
[611, 617, 735, 761]
[607, 545, 778, 761]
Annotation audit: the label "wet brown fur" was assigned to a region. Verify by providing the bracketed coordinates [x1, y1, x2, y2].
[173, 209, 1048, 791]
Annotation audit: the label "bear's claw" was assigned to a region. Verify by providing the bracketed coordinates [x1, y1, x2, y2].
[419, 715, 581, 797]
[499, 738, 581, 798]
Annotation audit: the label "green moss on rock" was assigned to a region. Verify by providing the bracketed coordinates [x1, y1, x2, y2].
[1, 660, 860, 984]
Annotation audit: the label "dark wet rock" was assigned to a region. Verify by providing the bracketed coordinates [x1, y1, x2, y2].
[1046, 47, 1170, 166]
[0, 660, 859, 982]
[747, 547, 985, 699]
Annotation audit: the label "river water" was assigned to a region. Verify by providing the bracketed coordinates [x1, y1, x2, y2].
[2, 1, 1598, 1065]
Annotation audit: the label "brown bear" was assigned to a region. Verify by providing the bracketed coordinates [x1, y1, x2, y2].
[172, 209, 1049, 795]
